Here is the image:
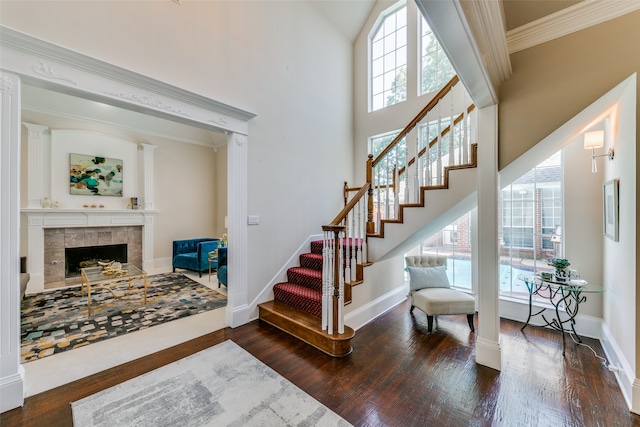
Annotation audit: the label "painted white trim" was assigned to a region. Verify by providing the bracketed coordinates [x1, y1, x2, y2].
[415, 0, 498, 108]
[345, 286, 408, 331]
[506, 0, 640, 54]
[0, 70, 24, 413]
[0, 368, 26, 412]
[475, 337, 502, 371]
[22, 103, 220, 148]
[475, 105, 501, 370]
[248, 234, 324, 311]
[21, 209, 158, 293]
[499, 298, 603, 339]
[601, 322, 634, 410]
[458, 0, 511, 87]
[0, 27, 255, 133]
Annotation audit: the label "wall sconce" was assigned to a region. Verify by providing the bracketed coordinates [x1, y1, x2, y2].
[583, 130, 613, 173]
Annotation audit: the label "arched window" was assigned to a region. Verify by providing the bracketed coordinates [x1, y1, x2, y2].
[420, 16, 455, 95]
[370, 4, 407, 111]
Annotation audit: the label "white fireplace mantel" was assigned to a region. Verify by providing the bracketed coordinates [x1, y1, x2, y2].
[22, 208, 158, 293]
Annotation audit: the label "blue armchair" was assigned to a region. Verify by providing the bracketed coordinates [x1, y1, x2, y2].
[172, 238, 220, 277]
[217, 247, 227, 288]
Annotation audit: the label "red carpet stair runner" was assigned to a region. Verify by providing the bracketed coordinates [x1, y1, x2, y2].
[258, 240, 355, 357]
[272, 240, 324, 317]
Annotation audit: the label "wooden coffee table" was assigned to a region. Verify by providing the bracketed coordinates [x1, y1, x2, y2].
[80, 263, 148, 316]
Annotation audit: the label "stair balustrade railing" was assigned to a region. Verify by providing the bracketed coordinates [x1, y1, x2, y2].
[322, 183, 369, 335]
[321, 75, 477, 335]
[367, 76, 477, 235]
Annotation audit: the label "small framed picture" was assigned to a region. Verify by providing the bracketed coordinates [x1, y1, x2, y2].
[603, 179, 619, 241]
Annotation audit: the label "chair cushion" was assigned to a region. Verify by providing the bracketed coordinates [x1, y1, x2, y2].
[407, 265, 450, 291]
[412, 288, 475, 315]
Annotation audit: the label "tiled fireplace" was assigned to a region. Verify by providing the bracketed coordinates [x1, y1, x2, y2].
[44, 226, 142, 288]
[22, 209, 157, 293]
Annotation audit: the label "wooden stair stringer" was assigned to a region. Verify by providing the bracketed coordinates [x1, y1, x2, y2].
[372, 146, 478, 240]
[367, 165, 479, 262]
[258, 301, 354, 357]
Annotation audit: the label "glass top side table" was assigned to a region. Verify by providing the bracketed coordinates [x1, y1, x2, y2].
[519, 274, 605, 355]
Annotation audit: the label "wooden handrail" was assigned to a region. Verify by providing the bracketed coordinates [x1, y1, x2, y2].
[397, 104, 476, 176]
[371, 75, 460, 168]
[329, 182, 370, 226]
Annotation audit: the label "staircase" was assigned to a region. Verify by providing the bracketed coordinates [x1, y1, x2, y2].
[258, 76, 478, 356]
[258, 240, 356, 357]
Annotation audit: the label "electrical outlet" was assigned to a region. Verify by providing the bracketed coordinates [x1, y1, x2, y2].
[247, 215, 260, 225]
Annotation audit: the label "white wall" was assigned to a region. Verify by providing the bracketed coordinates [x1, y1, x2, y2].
[1, 0, 354, 310]
[564, 137, 605, 318]
[602, 76, 637, 382]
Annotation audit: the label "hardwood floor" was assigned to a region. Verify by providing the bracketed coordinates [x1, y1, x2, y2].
[2, 299, 638, 427]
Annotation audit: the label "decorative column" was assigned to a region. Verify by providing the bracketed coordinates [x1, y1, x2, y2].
[475, 105, 502, 371]
[23, 123, 49, 208]
[226, 132, 248, 327]
[138, 143, 157, 210]
[0, 71, 25, 412]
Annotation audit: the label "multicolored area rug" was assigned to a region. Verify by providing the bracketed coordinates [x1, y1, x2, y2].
[20, 273, 227, 364]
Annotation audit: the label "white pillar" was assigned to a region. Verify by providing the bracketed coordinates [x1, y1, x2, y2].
[23, 123, 49, 208]
[139, 143, 157, 210]
[226, 132, 248, 327]
[0, 71, 25, 412]
[475, 105, 502, 371]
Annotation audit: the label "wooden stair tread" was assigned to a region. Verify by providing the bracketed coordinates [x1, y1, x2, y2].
[258, 301, 354, 357]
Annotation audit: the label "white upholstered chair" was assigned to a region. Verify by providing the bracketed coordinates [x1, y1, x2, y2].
[405, 255, 476, 333]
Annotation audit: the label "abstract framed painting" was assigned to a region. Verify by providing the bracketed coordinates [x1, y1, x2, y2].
[603, 178, 619, 241]
[69, 153, 123, 197]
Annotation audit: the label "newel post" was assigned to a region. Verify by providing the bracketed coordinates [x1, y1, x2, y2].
[366, 154, 375, 234]
[322, 224, 346, 335]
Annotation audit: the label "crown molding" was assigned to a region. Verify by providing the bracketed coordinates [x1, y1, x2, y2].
[0, 26, 256, 133]
[506, 0, 640, 54]
[459, 0, 512, 90]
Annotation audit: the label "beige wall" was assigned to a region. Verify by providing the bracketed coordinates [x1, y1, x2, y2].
[500, 11, 639, 391]
[499, 11, 640, 170]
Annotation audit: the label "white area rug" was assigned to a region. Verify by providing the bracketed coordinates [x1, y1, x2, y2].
[71, 340, 351, 427]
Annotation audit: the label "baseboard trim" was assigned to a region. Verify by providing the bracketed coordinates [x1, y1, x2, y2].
[146, 257, 171, 271]
[0, 366, 25, 413]
[475, 336, 502, 371]
[344, 286, 407, 331]
[250, 234, 323, 309]
[600, 322, 634, 410]
[499, 298, 603, 339]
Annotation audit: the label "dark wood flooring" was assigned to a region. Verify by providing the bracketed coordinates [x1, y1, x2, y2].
[2, 299, 639, 427]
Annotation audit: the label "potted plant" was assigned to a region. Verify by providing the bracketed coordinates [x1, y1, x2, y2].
[548, 258, 571, 282]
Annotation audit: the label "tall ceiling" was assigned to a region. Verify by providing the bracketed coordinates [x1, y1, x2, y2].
[18, 0, 600, 146]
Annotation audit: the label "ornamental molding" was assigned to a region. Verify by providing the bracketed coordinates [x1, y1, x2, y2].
[32, 60, 78, 86]
[208, 116, 229, 126]
[506, 0, 640, 54]
[0, 72, 14, 91]
[104, 91, 192, 118]
[233, 134, 246, 147]
[0, 26, 256, 129]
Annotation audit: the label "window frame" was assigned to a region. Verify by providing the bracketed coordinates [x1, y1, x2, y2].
[369, 2, 408, 112]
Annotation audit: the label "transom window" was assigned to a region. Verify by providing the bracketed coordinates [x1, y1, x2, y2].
[370, 5, 407, 111]
[420, 16, 455, 95]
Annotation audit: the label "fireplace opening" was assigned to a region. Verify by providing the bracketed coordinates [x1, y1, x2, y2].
[65, 244, 127, 278]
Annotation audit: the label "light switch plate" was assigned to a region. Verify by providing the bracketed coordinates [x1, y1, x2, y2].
[247, 215, 260, 225]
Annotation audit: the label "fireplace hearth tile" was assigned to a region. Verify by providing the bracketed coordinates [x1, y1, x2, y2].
[112, 228, 128, 244]
[65, 229, 85, 248]
[98, 230, 112, 245]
